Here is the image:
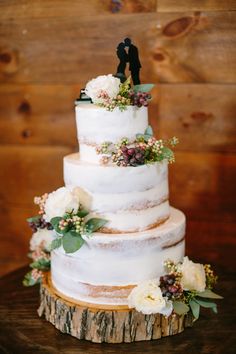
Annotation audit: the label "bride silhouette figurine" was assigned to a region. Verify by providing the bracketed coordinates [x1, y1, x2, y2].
[115, 38, 142, 84]
[115, 42, 128, 83]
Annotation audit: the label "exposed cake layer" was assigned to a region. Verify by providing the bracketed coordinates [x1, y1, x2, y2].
[76, 104, 148, 163]
[51, 208, 185, 305]
[64, 153, 170, 232]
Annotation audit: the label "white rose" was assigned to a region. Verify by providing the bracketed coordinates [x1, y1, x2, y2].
[30, 228, 56, 252]
[43, 187, 80, 222]
[85, 74, 120, 104]
[179, 257, 206, 292]
[128, 279, 173, 316]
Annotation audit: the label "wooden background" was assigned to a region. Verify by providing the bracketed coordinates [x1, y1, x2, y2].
[0, 0, 235, 277]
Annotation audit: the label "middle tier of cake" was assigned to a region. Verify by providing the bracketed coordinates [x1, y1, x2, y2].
[64, 153, 170, 233]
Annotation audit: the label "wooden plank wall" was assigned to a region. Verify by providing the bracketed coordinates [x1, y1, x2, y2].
[0, 0, 235, 276]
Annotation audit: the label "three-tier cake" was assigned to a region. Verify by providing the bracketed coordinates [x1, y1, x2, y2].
[51, 103, 185, 306]
[24, 74, 221, 343]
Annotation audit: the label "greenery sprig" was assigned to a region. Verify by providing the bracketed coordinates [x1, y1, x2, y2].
[50, 210, 107, 254]
[162, 259, 223, 319]
[99, 77, 154, 111]
[96, 125, 178, 166]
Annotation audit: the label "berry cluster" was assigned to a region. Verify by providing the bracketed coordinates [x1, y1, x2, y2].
[113, 145, 146, 166]
[34, 193, 48, 215]
[31, 268, 43, 281]
[204, 264, 218, 289]
[31, 248, 50, 262]
[160, 273, 183, 300]
[98, 91, 131, 111]
[59, 215, 85, 233]
[29, 217, 53, 233]
[129, 91, 151, 107]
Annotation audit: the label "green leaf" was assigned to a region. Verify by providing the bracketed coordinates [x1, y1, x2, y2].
[50, 237, 62, 251]
[133, 84, 154, 93]
[85, 218, 107, 233]
[23, 271, 40, 287]
[77, 209, 89, 218]
[195, 298, 218, 313]
[144, 125, 153, 136]
[162, 146, 174, 161]
[62, 231, 84, 253]
[27, 215, 41, 223]
[173, 301, 190, 315]
[196, 289, 223, 299]
[50, 216, 62, 233]
[189, 300, 200, 319]
[30, 259, 50, 271]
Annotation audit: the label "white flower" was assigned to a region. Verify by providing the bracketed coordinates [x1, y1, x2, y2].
[179, 256, 206, 292]
[30, 228, 56, 252]
[43, 187, 80, 222]
[128, 279, 173, 316]
[85, 74, 120, 104]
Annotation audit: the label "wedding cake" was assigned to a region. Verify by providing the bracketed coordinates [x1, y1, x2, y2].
[24, 74, 222, 343]
[51, 103, 185, 306]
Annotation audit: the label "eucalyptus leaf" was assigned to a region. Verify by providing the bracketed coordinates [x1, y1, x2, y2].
[195, 298, 217, 312]
[23, 271, 40, 287]
[196, 289, 223, 299]
[162, 146, 174, 161]
[85, 218, 107, 233]
[27, 215, 41, 223]
[189, 300, 200, 319]
[50, 237, 62, 251]
[30, 259, 50, 271]
[62, 231, 84, 253]
[173, 301, 190, 315]
[133, 84, 154, 93]
[144, 125, 153, 136]
[77, 209, 89, 218]
[50, 216, 62, 233]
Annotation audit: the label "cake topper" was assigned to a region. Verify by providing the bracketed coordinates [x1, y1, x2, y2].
[74, 88, 92, 105]
[116, 38, 142, 85]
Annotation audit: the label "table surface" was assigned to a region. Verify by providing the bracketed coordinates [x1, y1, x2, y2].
[0, 266, 235, 354]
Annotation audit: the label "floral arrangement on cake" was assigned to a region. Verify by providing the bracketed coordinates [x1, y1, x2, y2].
[23, 187, 107, 286]
[96, 125, 178, 166]
[85, 74, 153, 111]
[128, 257, 223, 320]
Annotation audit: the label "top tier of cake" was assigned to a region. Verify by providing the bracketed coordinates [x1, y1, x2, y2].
[76, 104, 148, 164]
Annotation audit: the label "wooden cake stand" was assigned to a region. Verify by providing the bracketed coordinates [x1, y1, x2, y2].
[38, 273, 193, 343]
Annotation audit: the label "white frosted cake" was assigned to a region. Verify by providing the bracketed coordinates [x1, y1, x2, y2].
[24, 74, 222, 343]
[51, 103, 185, 306]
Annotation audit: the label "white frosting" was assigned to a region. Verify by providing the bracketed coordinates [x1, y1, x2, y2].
[76, 104, 148, 163]
[64, 154, 168, 193]
[64, 154, 170, 231]
[88, 200, 169, 232]
[51, 208, 185, 305]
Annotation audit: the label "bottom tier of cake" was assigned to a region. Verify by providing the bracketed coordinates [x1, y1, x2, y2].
[51, 207, 185, 306]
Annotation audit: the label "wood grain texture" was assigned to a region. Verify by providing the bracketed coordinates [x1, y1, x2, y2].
[0, 11, 236, 84]
[0, 266, 235, 352]
[150, 84, 236, 153]
[0, 0, 157, 19]
[157, 0, 236, 12]
[169, 151, 236, 219]
[38, 273, 191, 343]
[0, 84, 78, 146]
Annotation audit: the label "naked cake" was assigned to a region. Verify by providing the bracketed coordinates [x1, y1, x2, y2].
[24, 74, 222, 343]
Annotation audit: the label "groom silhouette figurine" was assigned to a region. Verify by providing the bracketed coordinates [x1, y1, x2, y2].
[124, 37, 141, 85]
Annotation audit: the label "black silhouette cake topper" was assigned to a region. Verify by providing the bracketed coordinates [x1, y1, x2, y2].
[75, 37, 142, 104]
[116, 37, 142, 84]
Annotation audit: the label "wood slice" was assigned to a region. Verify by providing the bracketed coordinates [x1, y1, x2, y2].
[38, 273, 194, 343]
